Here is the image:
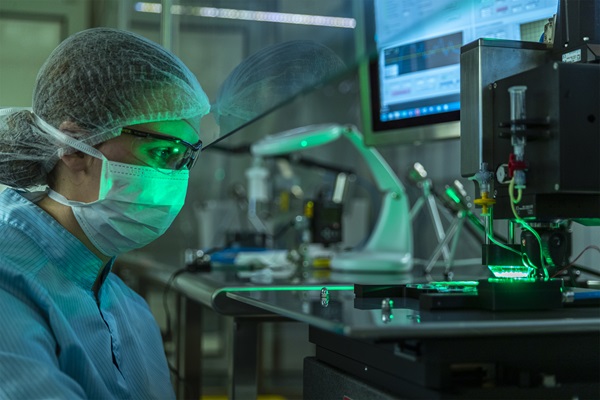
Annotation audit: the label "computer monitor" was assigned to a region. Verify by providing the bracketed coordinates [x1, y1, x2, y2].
[358, 0, 558, 146]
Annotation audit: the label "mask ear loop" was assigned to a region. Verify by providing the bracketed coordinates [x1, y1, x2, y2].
[31, 115, 110, 206]
[0, 107, 32, 116]
[32, 114, 108, 169]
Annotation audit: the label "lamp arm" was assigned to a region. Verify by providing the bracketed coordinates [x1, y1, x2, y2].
[341, 125, 413, 254]
[342, 126, 404, 192]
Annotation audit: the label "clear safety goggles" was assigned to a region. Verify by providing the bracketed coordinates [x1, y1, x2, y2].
[121, 127, 203, 171]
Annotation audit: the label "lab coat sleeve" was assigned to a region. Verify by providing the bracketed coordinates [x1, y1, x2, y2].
[0, 286, 87, 399]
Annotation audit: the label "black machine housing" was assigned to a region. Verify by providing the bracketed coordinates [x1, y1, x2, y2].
[491, 61, 600, 223]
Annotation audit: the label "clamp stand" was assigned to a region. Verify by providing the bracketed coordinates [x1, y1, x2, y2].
[423, 209, 467, 275]
[408, 163, 451, 266]
[425, 180, 487, 276]
[408, 163, 485, 276]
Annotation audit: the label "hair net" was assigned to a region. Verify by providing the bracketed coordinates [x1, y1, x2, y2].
[0, 27, 210, 189]
[213, 40, 345, 128]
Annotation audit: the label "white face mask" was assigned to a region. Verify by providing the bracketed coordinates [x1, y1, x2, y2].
[37, 116, 189, 257]
[49, 161, 188, 257]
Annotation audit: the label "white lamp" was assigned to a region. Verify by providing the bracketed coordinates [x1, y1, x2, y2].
[251, 124, 413, 272]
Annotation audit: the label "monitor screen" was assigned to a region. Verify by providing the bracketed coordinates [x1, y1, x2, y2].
[359, 0, 558, 146]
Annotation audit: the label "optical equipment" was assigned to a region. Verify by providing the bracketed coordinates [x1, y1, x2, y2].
[121, 127, 203, 170]
[459, 0, 600, 308]
[251, 123, 413, 272]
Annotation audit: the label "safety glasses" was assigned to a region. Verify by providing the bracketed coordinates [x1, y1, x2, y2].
[121, 127, 202, 171]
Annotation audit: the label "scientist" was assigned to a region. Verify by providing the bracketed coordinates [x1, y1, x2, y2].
[0, 28, 209, 398]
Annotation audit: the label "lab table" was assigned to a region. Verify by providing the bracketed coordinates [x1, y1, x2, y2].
[115, 254, 600, 399]
[227, 284, 600, 399]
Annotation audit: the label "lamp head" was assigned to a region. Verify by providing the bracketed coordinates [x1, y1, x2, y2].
[250, 123, 343, 157]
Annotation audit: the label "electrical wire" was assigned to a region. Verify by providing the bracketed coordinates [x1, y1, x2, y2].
[508, 178, 548, 278]
[161, 246, 220, 388]
[512, 181, 523, 204]
[486, 230, 522, 256]
[162, 267, 189, 342]
[552, 245, 600, 278]
[160, 266, 190, 390]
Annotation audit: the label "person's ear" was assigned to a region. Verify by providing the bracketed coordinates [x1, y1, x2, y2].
[60, 151, 91, 172]
[57, 121, 95, 173]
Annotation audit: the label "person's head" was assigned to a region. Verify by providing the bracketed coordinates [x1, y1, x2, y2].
[0, 28, 210, 259]
[212, 40, 345, 135]
[0, 27, 210, 190]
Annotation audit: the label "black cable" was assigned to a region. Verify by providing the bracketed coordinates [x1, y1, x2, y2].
[208, 143, 252, 154]
[552, 245, 600, 278]
[166, 359, 196, 395]
[163, 249, 221, 325]
[160, 267, 189, 390]
[162, 267, 188, 342]
[270, 219, 296, 239]
[161, 247, 221, 389]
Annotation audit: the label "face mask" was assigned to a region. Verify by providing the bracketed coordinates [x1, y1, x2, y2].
[37, 116, 189, 257]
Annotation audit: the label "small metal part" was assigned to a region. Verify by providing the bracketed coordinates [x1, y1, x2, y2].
[587, 280, 600, 289]
[381, 297, 394, 323]
[381, 297, 394, 309]
[562, 290, 575, 303]
[381, 309, 393, 323]
[184, 249, 212, 271]
[320, 287, 329, 307]
[408, 162, 428, 184]
[495, 164, 510, 184]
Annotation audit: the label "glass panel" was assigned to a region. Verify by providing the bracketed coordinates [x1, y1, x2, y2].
[226, 285, 600, 338]
[126, 0, 559, 148]
[129, 0, 365, 147]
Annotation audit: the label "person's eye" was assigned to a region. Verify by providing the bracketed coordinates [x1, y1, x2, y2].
[149, 147, 174, 159]
[147, 146, 182, 164]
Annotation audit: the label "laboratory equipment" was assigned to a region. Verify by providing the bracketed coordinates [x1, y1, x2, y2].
[460, 0, 600, 302]
[251, 123, 413, 272]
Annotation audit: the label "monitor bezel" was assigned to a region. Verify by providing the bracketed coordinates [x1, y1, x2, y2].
[358, 0, 461, 147]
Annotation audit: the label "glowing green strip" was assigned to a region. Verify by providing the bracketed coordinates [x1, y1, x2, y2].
[488, 265, 533, 279]
[491, 271, 530, 278]
[488, 277, 537, 283]
[222, 285, 353, 292]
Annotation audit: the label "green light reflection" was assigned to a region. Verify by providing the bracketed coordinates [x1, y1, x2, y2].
[445, 187, 462, 204]
[430, 281, 478, 287]
[222, 285, 354, 292]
